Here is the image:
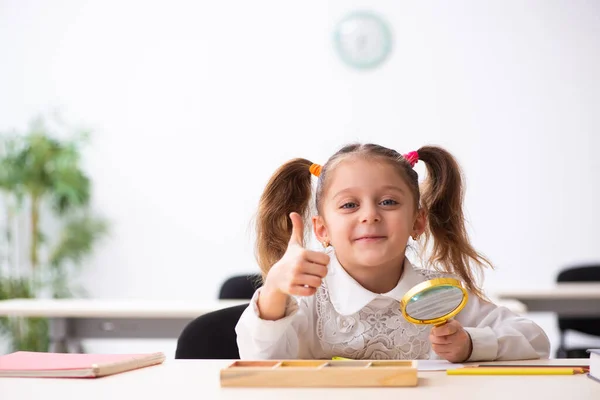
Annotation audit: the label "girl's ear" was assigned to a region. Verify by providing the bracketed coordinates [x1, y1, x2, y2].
[413, 208, 427, 236]
[312, 215, 329, 246]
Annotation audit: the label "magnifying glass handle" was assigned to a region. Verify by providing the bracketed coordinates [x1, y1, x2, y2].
[433, 320, 447, 327]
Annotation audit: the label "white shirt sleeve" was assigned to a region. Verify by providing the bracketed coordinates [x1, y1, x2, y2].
[235, 288, 310, 359]
[457, 294, 551, 361]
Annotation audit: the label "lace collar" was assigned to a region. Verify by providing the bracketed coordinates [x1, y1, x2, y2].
[323, 248, 425, 316]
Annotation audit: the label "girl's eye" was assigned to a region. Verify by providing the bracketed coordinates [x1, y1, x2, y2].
[380, 199, 398, 206]
[341, 202, 358, 209]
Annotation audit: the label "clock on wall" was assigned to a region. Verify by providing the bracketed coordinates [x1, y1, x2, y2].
[333, 11, 392, 70]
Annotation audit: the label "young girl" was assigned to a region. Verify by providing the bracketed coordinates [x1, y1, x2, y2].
[235, 143, 550, 362]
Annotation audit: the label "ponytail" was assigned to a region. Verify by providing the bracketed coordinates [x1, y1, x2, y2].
[417, 146, 492, 298]
[255, 158, 314, 278]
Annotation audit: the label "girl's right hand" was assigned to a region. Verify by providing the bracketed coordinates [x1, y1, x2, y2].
[263, 212, 330, 297]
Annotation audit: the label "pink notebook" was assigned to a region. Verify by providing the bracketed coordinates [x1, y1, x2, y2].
[0, 351, 165, 378]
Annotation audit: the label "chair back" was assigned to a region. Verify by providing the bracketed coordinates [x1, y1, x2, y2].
[175, 304, 248, 359]
[219, 274, 262, 300]
[555, 265, 600, 358]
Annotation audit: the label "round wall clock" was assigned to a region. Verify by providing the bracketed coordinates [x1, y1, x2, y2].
[333, 11, 392, 70]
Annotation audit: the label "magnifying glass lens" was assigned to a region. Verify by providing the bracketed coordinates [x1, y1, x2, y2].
[405, 285, 464, 321]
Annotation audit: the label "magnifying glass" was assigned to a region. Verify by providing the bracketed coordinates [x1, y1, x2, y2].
[400, 278, 468, 326]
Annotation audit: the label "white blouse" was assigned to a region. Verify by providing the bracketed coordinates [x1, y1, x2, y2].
[235, 249, 550, 361]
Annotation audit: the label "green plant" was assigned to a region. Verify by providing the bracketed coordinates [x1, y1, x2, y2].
[0, 116, 109, 352]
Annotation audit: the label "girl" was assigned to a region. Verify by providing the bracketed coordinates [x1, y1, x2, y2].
[235, 143, 550, 362]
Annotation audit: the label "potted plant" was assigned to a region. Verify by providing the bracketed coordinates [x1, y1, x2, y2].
[0, 116, 109, 352]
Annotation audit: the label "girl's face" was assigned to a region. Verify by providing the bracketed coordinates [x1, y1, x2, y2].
[313, 157, 425, 272]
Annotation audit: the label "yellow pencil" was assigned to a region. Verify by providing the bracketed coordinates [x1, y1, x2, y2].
[447, 367, 584, 376]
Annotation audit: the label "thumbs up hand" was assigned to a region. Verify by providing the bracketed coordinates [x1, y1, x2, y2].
[263, 212, 330, 297]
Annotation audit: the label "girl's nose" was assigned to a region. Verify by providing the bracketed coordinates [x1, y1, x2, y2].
[360, 204, 381, 223]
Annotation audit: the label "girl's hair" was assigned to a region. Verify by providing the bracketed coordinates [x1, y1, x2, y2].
[255, 143, 492, 298]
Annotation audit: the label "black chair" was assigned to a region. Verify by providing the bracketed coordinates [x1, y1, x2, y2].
[175, 274, 261, 359]
[555, 264, 600, 358]
[218, 274, 262, 300]
[175, 303, 249, 359]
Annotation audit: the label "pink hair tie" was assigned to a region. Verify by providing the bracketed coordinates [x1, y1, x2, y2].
[403, 151, 419, 168]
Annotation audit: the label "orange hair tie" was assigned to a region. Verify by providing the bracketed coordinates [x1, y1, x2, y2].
[309, 163, 322, 177]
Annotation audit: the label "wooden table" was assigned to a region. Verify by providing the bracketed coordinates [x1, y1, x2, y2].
[0, 358, 597, 400]
[496, 283, 600, 316]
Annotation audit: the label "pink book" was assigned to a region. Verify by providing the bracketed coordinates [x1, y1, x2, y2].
[0, 351, 165, 378]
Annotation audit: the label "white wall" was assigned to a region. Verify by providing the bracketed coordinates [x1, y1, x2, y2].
[1, 0, 599, 358]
